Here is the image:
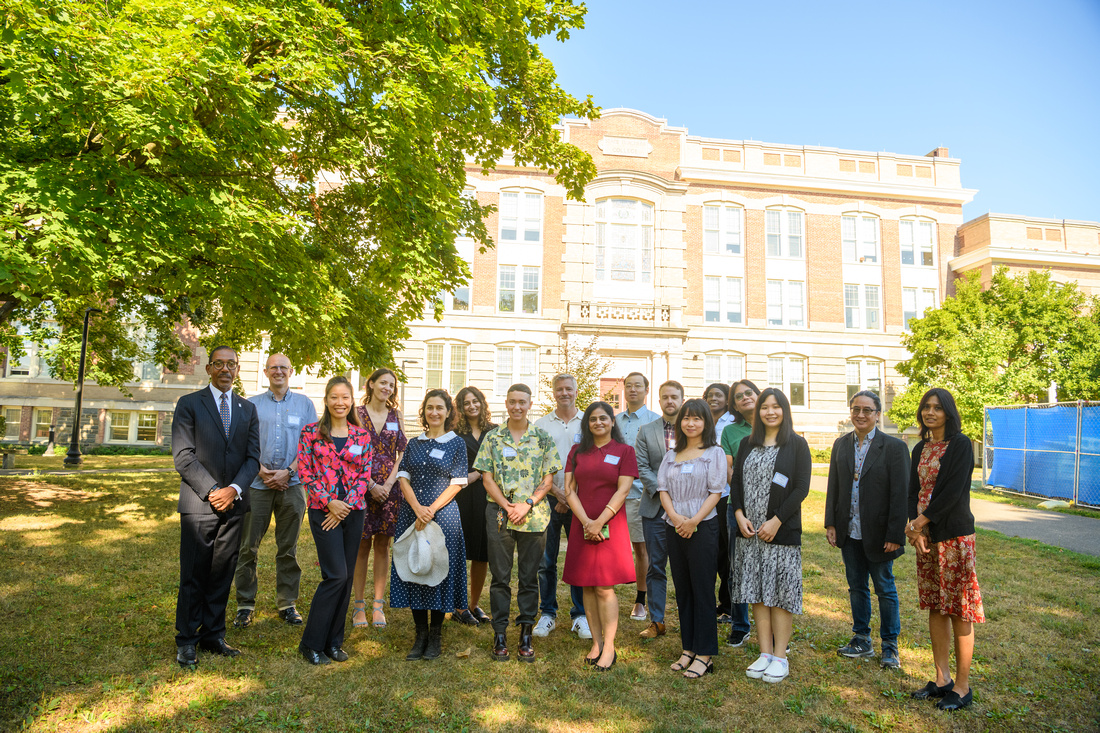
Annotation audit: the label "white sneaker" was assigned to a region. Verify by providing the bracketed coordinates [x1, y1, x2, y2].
[746, 653, 771, 679]
[533, 615, 556, 637]
[762, 657, 789, 683]
[571, 616, 592, 639]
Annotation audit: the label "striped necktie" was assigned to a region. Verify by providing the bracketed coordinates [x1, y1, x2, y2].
[220, 393, 230, 439]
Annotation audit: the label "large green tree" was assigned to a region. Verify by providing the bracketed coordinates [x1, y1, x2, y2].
[0, 0, 597, 388]
[888, 268, 1100, 437]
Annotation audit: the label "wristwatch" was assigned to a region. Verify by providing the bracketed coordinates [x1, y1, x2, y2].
[525, 497, 536, 507]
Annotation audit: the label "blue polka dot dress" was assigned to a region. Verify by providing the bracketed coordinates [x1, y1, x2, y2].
[389, 431, 469, 612]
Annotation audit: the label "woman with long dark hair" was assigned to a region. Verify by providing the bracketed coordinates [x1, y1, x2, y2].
[451, 386, 496, 626]
[657, 398, 726, 680]
[391, 389, 470, 661]
[730, 387, 811, 684]
[905, 388, 983, 711]
[560, 401, 638, 670]
[297, 377, 372, 665]
[352, 368, 407, 628]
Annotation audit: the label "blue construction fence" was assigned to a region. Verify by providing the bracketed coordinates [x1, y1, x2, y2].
[984, 401, 1100, 508]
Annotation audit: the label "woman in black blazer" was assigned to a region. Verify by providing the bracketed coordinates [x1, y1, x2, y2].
[904, 388, 984, 712]
[730, 388, 811, 684]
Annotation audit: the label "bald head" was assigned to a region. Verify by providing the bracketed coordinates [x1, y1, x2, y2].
[265, 353, 293, 394]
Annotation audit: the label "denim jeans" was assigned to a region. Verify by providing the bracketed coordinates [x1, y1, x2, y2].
[641, 515, 668, 624]
[725, 503, 752, 635]
[537, 496, 584, 620]
[840, 538, 900, 649]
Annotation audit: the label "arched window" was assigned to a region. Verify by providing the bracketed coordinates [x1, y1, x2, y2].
[899, 217, 936, 267]
[767, 354, 807, 407]
[846, 358, 883, 403]
[704, 352, 745, 385]
[596, 198, 654, 284]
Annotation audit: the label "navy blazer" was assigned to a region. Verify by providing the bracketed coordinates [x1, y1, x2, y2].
[908, 433, 975, 543]
[172, 387, 261, 515]
[730, 434, 812, 546]
[824, 430, 910, 563]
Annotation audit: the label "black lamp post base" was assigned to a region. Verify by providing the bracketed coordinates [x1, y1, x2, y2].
[63, 450, 84, 468]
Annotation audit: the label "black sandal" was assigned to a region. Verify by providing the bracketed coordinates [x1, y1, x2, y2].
[584, 646, 603, 666]
[683, 657, 714, 679]
[595, 651, 617, 672]
[911, 679, 953, 700]
[670, 652, 696, 671]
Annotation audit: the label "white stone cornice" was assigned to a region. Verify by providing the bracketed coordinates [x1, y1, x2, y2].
[949, 246, 1100, 272]
[676, 166, 976, 204]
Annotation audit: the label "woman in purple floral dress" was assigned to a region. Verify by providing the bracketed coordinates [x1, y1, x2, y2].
[351, 368, 407, 628]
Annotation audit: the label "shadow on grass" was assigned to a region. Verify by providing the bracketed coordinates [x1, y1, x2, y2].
[1, 474, 1099, 732]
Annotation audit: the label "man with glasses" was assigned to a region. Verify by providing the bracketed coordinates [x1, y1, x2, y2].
[172, 347, 260, 668]
[233, 353, 317, 629]
[824, 390, 910, 669]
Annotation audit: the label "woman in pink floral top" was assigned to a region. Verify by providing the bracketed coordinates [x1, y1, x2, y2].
[904, 388, 983, 712]
[296, 376, 373, 665]
[351, 368, 408, 628]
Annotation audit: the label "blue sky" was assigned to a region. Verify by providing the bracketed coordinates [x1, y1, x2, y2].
[540, 0, 1100, 223]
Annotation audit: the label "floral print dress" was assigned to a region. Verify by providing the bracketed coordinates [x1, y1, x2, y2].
[357, 406, 408, 538]
[915, 440, 985, 623]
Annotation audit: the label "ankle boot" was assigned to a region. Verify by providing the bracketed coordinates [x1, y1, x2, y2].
[423, 625, 443, 660]
[492, 632, 509, 661]
[405, 625, 429, 661]
[518, 623, 535, 663]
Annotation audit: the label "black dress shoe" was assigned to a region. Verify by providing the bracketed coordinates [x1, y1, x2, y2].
[936, 688, 973, 711]
[472, 607, 491, 624]
[911, 679, 953, 700]
[279, 607, 304, 625]
[492, 632, 509, 662]
[176, 644, 197, 668]
[199, 639, 241, 657]
[233, 609, 253, 628]
[324, 647, 349, 662]
[518, 623, 535, 663]
[452, 608, 479, 626]
[300, 645, 331, 665]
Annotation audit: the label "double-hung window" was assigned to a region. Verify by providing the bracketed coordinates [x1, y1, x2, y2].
[425, 343, 468, 396]
[498, 266, 539, 314]
[495, 345, 538, 397]
[846, 359, 884, 403]
[595, 198, 654, 284]
[843, 284, 881, 330]
[842, 214, 879, 263]
[766, 280, 805, 327]
[703, 205, 742, 255]
[902, 288, 937, 329]
[766, 208, 804, 258]
[500, 190, 542, 243]
[704, 353, 745, 385]
[767, 355, 807, 407]
[704, 276, 744, 324]
[900, 218, 935, 266]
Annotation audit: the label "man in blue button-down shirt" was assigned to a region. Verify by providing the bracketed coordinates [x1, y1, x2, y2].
[233, 353, 317, 629]
[615, 372, 659, 623]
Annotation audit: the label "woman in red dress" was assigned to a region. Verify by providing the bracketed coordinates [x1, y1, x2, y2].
[561, 401, 638, 671]
[904, 388, 984, 712]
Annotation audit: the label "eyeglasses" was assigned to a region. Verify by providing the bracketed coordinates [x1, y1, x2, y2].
[210, 360, 238, 370]
[850, 406, 879, 416]
[267, 366, 290, 372]
[734, 390, 755, 400]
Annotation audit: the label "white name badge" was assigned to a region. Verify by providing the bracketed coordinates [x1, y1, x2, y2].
[680, 464, 694, 475]
[386, 421, 399, 431]
[603, 454, 621, 466]
[288, 415, 301, 426]
[503, 447, 517, 458]
[429, 448, 445, 460]
[348, 444, 364, 456]
[573, 433, 581, 444]
[772, 472, 789, 488]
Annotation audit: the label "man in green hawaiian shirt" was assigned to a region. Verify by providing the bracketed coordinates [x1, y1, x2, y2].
[475, 383, 561, 663]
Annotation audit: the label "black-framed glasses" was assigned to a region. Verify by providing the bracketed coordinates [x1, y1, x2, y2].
[210, 360, 238, 370]
[850, 406, 879, 416]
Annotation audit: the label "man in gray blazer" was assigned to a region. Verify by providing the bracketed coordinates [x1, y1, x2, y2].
[633, 380, 683, 639]
[172, 346, 261, 668]
[824, 390, 910, 669]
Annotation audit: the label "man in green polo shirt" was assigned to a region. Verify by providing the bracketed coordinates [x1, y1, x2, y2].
[474, 383, 561, 663]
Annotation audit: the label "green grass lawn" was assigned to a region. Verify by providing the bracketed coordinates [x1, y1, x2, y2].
[6, 454, 176, 472]
[1, 472, 1097, 731]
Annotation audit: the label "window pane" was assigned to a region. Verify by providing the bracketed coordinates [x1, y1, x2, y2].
[766, 211, 781, 256]
[861, 217, 878, 262]
[35, 409, 51, 439]
[452, 284, 470, 311]
[449, 345, 467, 396]
[524, 193, 541, 242]
[903, 288, 917, 328]
[110, 412, 130, 441]
[846, 360, 861, 386]
[788, 282, 804, 327]
[842, 216, 857, 262]
[865, 285, 880, 330]
[767, 280, 783, 325]
[768, 357, 783, 386]
[519, 348, 537, 386]
[425, 344, 443, 389]
[845, 284, 859, 329]
[704, 206, 719, 254]
[789, 381, 806, 406]
[704, 277, 720, 322]
[900, 220, 914, 265]
[726, 277, 742, 323]
[726, 206, 741, 254]
[137, 412, 157, 442]
[920, 289, 937, 313]
[787, 211, 802, 258]
[498, 267, 515, 312]
[500, 192, 518, 241]
[705, 355, 721, 383]
[727, 355, 744, 384]
[495, 348, 513, 396]
[4, 409, 19, 439]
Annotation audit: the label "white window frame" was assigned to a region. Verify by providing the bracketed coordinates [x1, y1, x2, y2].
[497, 265, 540, 315]
[499, 189, 542, 244]
[704, 276, 744, 325]
[595, 198, 654, 285]
[767, 354, 808, 408]
[424, 342, 469, 396]
[106, 410, 159, 443]
[703, 352, 745, 385]
[842, 214, 879, 264]
[765, 207, 805, 259]
[902, 287, 937, 330]
[33, 408, 52, 441]
[440, 281, 472, 313]
[900, 217, 936, 267]
[494, 344, 538, 398]
[4, 324, 53, 379]
[703, 204, 743, 255]
[846, 358, 884, 404]
[3, 408, 20, 440]
[844, 284, 882, 331]
[766, 279, 805, 328]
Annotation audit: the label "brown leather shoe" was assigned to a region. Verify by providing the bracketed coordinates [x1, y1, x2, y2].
[518, 623, 536, 662]
[492, 632, 509, 662]
[639, 621, 666, 638]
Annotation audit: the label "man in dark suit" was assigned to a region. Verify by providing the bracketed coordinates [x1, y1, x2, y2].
[825, 390, 910, 669]
[173, 346, 261, 668]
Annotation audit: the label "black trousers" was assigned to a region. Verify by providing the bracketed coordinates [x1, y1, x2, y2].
[301, 508, 365, 652]
[716, 496, 731, 614]
[667, 516, 719, 656]
[176, 511, 243, 646]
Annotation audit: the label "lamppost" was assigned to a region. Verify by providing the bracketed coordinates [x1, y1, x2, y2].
[400, 358, 418, 424]
[64, 307, 102, 468]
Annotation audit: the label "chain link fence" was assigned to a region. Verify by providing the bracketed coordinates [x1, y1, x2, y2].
[984, 401, 1100, 509]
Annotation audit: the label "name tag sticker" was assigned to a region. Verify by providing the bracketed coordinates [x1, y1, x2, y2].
[429, 448, 445, 460]
[680, 464, 694, 475]
[573, 433, 581, 444]
[348, 444, 364, 456]
[288, 416, 301, 426]
[386, 421, 399, 431]
[503, 447, 517, 458]
[773, 472, 789, 488]
[603, 454, 621, 465]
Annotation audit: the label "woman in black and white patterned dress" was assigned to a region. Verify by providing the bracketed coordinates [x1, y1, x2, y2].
[730, 388, 811, 684]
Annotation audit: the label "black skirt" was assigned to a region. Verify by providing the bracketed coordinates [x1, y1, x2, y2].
[457, 429, 492, 563]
